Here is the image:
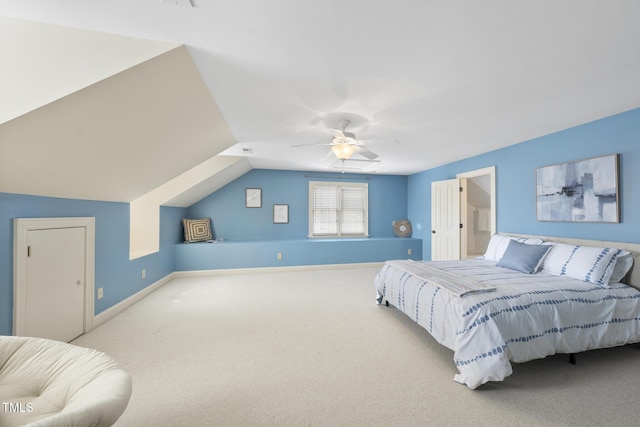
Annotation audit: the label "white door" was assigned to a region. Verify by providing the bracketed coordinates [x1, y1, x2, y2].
[26, 227, 86, 342]
[431, 178, 467, 260]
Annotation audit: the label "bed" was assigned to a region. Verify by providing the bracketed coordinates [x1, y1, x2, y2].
[375, 233, 640, 389]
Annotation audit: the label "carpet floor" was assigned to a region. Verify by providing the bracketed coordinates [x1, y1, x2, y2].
[73, 265, 640, 426]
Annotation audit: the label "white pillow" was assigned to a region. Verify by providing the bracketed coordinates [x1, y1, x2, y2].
[483, 234, 544, 262]
[609, 252, 634, 283]
[541, 243, 575, 275]
[541, 243, 626, 287]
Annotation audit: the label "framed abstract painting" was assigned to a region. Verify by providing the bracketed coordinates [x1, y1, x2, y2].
[536, 154, 619, 223]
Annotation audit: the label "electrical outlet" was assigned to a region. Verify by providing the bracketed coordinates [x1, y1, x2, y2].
[97, 287, 103, 300]
[141, 269, 146, 279]
[277, 252, 282, 260]
[408, 248, 413, 255]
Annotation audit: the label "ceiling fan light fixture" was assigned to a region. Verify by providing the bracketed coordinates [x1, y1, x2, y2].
[331, 143, 357, 160]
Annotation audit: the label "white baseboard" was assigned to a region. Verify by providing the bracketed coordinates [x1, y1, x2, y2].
[92, 272, 177, 328]
[173, 262, 384, 278]
[91, 262, 383, 328]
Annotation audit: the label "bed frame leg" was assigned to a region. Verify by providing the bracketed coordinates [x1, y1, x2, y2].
[569, 353, 576, 365]
[385, 300, 389, 307]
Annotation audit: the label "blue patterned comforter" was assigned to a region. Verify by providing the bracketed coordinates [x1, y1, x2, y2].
[375, 259, 640, 389]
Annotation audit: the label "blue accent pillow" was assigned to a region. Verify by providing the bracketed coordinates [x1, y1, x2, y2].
[496, 240, 551, 274]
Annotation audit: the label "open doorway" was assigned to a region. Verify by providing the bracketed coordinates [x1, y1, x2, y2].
[457, 167, 496, 259]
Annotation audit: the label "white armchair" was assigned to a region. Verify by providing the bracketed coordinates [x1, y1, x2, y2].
[0, 336, 131, 427]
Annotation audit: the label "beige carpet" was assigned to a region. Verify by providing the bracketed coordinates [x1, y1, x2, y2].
[73, 265, 640, 426]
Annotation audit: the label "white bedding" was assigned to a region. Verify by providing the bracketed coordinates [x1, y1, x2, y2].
[375, 258, 640, 389]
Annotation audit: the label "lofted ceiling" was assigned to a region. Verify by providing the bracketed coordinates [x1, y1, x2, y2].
[0, 15, 241, 205]
[1, 0, 640, 199]
[0, 38, 238, 203]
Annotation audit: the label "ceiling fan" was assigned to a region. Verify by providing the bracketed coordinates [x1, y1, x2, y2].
[292, 119, 387, 162]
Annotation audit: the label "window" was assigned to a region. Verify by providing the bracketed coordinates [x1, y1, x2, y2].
[309, 181, 368, 238]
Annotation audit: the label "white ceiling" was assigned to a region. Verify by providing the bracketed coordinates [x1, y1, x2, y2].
[1, 0, 640, 180]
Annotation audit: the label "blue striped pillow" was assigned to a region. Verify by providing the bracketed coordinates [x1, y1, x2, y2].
[542, 243, 624, 287]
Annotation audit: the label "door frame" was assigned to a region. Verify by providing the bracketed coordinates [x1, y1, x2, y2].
[456, 166, 496, 236]
[13, 217, 95, 336]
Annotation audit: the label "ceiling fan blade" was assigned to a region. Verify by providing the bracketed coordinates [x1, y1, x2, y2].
[291, 142, 332, 148]
[318, 150, 335, 162]
[330, 159, 362, 172]
[355, 146, 379, 160]
[357, 138, 399, 145]
[340, 158, 380, 163]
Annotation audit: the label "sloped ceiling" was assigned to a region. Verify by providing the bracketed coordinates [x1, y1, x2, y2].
[0, 16, 181, 125]
[1, 1, 640, 181]
[0, 26, 239, 203]
[467, 176, 491, 208]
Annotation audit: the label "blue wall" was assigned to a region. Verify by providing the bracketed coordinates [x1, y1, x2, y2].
[0, 170, 409, 334]
[0, 193, 185, 335]
[3, 107, 638, 335]
[186, 169, 409, 240]
[409, 108, 640, 260]
[174, 238, 422, 271]
[178, 169, 418, 270]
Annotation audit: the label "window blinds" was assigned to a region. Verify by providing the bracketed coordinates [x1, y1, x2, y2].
[312, 186, 338, 235]
[311, 183, 367, 237]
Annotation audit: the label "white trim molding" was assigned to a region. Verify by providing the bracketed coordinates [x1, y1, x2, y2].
[173, 262, 385, 278]
[13, 217, 95, 336]
[93, 263, 383, 326]
[93, 272, 177, 328]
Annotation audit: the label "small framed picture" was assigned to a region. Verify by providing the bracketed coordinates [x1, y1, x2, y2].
[245, 188, 262, 208]
[273, 204, 289, 224]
